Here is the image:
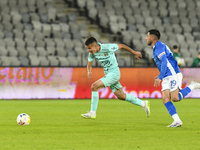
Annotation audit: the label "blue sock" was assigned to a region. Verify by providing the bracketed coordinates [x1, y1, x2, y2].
[164, 101, 177, 116]
[125, 94, 142, 106]
[91, 91, 99, 111]
[178, 87, 191, 101]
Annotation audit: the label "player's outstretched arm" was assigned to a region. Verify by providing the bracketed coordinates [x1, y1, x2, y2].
[117, 44, 142, 60]
[87, 61, 93, 79]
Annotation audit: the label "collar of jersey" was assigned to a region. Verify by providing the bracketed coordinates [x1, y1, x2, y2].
[153, 41, 160, 50]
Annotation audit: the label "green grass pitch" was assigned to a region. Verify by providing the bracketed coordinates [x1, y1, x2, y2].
[0, 99, 200, 150]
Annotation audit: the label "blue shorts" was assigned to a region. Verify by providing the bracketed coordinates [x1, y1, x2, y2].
[100, 67, 122, 93]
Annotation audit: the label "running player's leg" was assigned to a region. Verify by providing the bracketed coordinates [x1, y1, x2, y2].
[113, 87, 150, 117]
[81, 79, 104, 119]
[162, 90, 182, 127]
[162, 75, 182, 127]
[170, 72, 191, 101]
[178, 81, 200, 101]
[170, 72, 199, 101]
[81, 69, 120, 119]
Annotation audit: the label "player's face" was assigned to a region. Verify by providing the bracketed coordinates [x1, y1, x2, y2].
[198, 54, 200, 59]
[86, 43, 98, 55]
[173, 48, 179, 53]
[145, 32, 152, 46]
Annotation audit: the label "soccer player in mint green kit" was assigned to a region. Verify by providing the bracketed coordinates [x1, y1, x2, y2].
[81, 37, 150, 119]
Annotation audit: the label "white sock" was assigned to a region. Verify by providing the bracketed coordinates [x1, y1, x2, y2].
[188, 84, 195, 90]
[141, 101, 146, 108]
[90, 110, 96, 114]
[172, 114, 181, 122]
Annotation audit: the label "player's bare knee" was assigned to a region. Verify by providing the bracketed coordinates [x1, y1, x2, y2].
[91, 83, 98, 91]
[171, 97, 180, 102]
[162, 98, 169, 104]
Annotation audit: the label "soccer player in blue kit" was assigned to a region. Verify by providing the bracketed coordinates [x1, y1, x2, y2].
[145, 29, 200, 127]
[81, 37, 150, 119]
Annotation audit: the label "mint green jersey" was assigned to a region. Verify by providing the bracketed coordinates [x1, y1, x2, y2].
[88, 43, 119, 74]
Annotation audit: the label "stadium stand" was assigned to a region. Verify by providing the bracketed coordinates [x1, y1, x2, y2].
[0, 0, 199, 67]
[73, 0, 200, 67]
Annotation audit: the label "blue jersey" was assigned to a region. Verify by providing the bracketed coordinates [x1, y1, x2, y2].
[88, 42, 119, 74]
[153, 41, 181, 80]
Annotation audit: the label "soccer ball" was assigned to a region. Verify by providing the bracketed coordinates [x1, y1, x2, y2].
[17, 113, 31, 125]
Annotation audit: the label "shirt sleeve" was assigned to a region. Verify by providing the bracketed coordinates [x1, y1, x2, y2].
[156, 47, 167, 80]
[106, 43, 119, 52]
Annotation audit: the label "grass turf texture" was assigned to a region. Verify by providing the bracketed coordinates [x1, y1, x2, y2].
[0, 99, 200, 150]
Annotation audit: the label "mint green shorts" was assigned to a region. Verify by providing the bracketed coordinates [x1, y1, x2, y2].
[100, 67, 122, 93]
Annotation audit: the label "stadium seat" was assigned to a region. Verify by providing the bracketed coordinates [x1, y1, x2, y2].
[45, 38, 55, 48]
[48, 8, 57, 22]
[57, 56, 69, 66]
[23, 23, 33, 30]
[38, 56, 49, 66]
[74, 47, 85, 56]
[15, 38, 26, 48]
[67, 56, 79, 66]
[29, 55, 40, 66]
[4, 39, 15, 48]
[77, 0, 86, 9]
[67, 49, 76, 56]
[30, 13, 40, 22]
[27, 47, 38, 56]
[56, 47, 67, 57]
[35, 40, 45, 48]
[19, 57, 30, 66]
[0, 56, 10, 66]
[0, 46, 8, 56]
[64, 39, 74, 50]
[4, 30, 13, 38]
[184, 57, 193, 66]
[37, 47, 48, 56]
[18, 0, 27, 7]
[7, 47, 18, 57]
[9, 56, 21, 66]
[46, 47, 56, 55]
[24, 30, 34, 40]
[47, 56, 59, 66]
[17, 47, 28, 57]
[54, 39, 65, 49]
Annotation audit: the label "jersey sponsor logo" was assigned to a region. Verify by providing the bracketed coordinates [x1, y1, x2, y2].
[104, 52, 108, 56]
[158, 52, 165, 58]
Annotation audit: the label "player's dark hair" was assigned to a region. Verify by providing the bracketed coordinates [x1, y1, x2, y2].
[173, 45, 179, 49]
[148, 29, 161, 40]
[85, 37, 97, 46]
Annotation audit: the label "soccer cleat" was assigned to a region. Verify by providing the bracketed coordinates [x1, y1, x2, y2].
[167, 121, 183, 128]
[143, 100, 150, 117]
[81, 111, 96, 119]
[190, 81, 200, 89]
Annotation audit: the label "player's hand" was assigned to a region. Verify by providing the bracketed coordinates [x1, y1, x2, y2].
[88, 72, 92, 79]
[154, 78, 161, 87]
[134, 51, 142, 60]
[154, 76, 159, 79]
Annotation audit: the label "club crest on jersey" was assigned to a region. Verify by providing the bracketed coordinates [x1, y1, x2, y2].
[104, 52, 108, 56]
[158, 52, 165, 58]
